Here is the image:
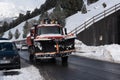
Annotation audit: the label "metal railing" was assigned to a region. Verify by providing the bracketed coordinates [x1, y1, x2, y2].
[69, 3, 120, 35]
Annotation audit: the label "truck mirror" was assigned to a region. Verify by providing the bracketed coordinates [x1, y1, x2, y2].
[64, 28, 67, 35]
[33, 23, 38, 37]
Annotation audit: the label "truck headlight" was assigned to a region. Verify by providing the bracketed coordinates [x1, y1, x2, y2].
[34, 42, 39, 47]
[34, 42, 42, 50]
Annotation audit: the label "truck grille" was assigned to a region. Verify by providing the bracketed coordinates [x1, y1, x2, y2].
[35, 38, 75, 53]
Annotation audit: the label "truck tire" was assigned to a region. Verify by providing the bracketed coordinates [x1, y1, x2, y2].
[29, 46, 35, 61]
[29, 54, 34, 61]
[17, 64, 21, 69]
[33, 57, 38, 64]
[61, 56, 68, 63]
[30, 54, 38, 64]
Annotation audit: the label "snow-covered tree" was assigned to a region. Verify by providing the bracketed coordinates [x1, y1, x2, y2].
[39, 12, 49, 23]
[8, 30, 13, 39]
[0, 32, 4, 37]
[23, 19, 38, 38]
[81, 0, 87, 14]
[49, 5, 66, 27]
[15, 29, 20, 39]
[83, 0, 88, 6]
[23, 21, 29, 38]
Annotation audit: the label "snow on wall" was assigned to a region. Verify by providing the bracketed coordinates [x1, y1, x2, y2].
[65, 0, 120, 33]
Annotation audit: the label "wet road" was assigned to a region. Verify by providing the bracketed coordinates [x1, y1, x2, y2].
[20, 51, 120, 80]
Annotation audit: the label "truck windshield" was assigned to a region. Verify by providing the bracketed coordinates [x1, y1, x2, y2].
[37, 26, 61, 35]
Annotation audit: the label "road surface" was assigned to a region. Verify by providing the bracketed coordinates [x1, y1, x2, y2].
[20, 51, 120, 80]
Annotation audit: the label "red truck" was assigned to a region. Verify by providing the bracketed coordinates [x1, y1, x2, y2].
[26, 20, 76, 63]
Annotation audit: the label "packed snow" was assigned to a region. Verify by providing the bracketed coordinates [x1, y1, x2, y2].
[0, 60, 44, 80]
[73, 40, 120, 63]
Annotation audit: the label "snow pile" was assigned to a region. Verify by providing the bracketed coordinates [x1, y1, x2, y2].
[105, 44, 120, 63]
[74, 40, 120, 63]
[0, 60, 44, 80]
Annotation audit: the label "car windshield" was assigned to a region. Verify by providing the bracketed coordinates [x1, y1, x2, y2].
[0, 42, 15, 51]
[37, 26, 61, 35]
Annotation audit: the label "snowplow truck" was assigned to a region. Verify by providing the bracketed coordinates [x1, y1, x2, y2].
[26, 20, 76, 63]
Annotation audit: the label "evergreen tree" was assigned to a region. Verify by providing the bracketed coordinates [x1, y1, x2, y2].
[50, 5, 66, 27]
[23, 20, 38, 38]
[18, 13, 25, 22]
[81, 3, 87, 14]
[29, 19, 38, 27]
[25, 11, 31, 20]
[8, 30, 13, 39]
[0, 26, 4, 34]
[23, 21, 29, 38]
[39, 12, 49, 22]
[0, 32, 4, 37]
[31, 8, 40, 17]
[15, 29, 20, 39]
[61, 0, 83, 17]
[2, 21, 9, 32]
[88, 0, 98, 5]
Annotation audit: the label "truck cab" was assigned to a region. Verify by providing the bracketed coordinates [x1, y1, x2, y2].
[27, 20, 76, 63]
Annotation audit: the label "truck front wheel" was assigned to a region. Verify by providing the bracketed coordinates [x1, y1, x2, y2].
[28, 46, 35, 61]
[61, 56, 68, 63]
[29, 54, 34, 61]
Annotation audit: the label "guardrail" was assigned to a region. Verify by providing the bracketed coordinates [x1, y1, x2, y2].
[69, 3, 120, 35]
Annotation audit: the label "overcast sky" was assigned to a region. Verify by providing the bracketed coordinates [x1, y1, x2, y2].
[0, 0, 46, 10]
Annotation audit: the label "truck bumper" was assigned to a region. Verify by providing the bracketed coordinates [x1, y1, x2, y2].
[34, 49, 75, 59]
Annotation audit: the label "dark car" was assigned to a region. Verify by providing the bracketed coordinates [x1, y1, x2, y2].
[0, 40, 21, 70]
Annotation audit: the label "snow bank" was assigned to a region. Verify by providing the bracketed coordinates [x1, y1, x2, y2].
[104, 44, 120, 63]
[0, 60, 44, 80]
[73, 40, 120, 63]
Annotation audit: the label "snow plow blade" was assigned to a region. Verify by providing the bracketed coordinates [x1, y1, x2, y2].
[34, 49, 75, 58]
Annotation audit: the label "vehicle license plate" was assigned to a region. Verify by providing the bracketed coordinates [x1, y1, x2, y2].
[0, 60, 10, 64]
